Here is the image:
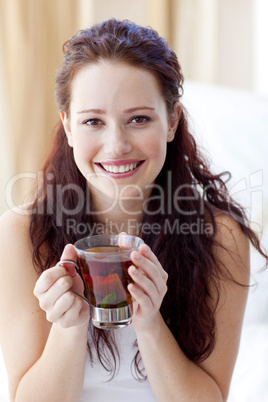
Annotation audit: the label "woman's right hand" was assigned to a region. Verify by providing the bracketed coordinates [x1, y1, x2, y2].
[34, 244, 90, 328]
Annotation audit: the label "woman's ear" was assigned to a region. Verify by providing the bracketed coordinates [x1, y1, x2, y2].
[60, 111, 73, 147]
[167, 102, 182, 142]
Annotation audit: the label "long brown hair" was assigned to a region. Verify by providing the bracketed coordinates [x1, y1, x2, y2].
[29, 19, 267, 379]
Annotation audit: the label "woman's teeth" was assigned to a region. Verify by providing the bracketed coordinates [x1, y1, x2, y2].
[101, 163, 138, 173]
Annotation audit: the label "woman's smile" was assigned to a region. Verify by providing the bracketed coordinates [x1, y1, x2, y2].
[95, 159, 145, 178]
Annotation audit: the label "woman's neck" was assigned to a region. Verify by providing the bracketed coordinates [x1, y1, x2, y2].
[89, 188, 147, 236]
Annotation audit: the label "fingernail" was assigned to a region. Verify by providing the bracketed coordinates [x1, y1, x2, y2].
[130, 265, 137, 274]
[143, 245, 149, 253]
[134, 251, 141, 259]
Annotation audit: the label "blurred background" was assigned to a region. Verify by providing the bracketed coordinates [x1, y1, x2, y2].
[0, 1, 268, 400]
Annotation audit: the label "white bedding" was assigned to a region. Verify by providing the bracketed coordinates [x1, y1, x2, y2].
[183, 82, 268, 402]
[0, 82, 267, 401]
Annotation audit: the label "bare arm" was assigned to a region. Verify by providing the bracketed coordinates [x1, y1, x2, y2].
[128, 214, 250, 401]
[0, 209, 90, 402]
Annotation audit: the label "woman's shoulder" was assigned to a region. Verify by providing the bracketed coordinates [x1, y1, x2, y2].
[207, 204, 248, 242]
[212, 208, 249, 245]
[0, 204, 31, 238]
[0, 205, 33, 266]
[209, 208, 250, 282]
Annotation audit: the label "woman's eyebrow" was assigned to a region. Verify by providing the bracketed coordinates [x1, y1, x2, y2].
[77, 106, 155, 114]
[77, 108, 105, 114]
[124, 106, 155, 113]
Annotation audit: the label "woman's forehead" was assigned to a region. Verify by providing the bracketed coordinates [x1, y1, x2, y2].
[69, 61, 166, 112]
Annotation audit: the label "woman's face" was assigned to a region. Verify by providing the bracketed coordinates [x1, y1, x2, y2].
[61, 60, 180, 205]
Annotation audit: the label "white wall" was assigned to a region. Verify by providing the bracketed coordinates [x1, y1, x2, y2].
[217, 0, 254, 91]
[254, 0, 268, 95]
[0, 40, 13, 215]
[173, 0, 268, 95]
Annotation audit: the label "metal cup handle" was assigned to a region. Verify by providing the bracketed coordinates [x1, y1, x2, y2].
[55, 260, 90, 307]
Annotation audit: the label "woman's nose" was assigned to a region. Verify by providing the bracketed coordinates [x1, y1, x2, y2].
[103, 125, 132, 156]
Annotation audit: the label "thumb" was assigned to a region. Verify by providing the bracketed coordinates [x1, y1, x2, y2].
[60, 243, 78, 262]
[58, 244, 79, 278]
[118, 232, 131, 249]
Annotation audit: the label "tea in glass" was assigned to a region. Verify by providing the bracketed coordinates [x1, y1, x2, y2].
[74, 234, 144, 329]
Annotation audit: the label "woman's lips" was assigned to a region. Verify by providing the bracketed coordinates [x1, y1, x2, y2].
[95, 160, 145, 178]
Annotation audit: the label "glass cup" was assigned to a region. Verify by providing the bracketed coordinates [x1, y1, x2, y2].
[74, 234, 144, 329]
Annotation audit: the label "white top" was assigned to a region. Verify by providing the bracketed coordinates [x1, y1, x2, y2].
[80, 324, 157, 401]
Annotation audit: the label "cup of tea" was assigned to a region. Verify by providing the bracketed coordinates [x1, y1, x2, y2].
[74, 234, 144, 329]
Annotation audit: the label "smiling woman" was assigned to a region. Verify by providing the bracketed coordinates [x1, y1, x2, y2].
[60, 61, 178, 202]
[0, 18, 267, 402]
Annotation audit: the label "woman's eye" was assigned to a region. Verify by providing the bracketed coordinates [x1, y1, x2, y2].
[83, 119, 102, 126]
[130, 116, 150, 124]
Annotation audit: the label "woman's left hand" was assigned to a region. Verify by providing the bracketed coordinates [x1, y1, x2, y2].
[128, 243, 168, 332]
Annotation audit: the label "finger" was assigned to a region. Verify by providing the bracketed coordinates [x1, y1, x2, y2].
[58, 244, 79, 277]
[130, 250, 160, 280]
[129, 264, 167, 302]
[34, 265, 68, 296]
[118, 232, 132, 249]
[47, 293, 89, 327]
[127, 281, 153, 312]
[133, 245, 168, 282]
[128, 265, 157, 297]
[60, 299, 90, 328]
[58, 245, 87, 297]
[137, 244, 161, 267]
[37, 274, 73, 311]
[130, 253, 168, 297]
[60, 244, 78, 262]
[46, 291, 76, 322]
